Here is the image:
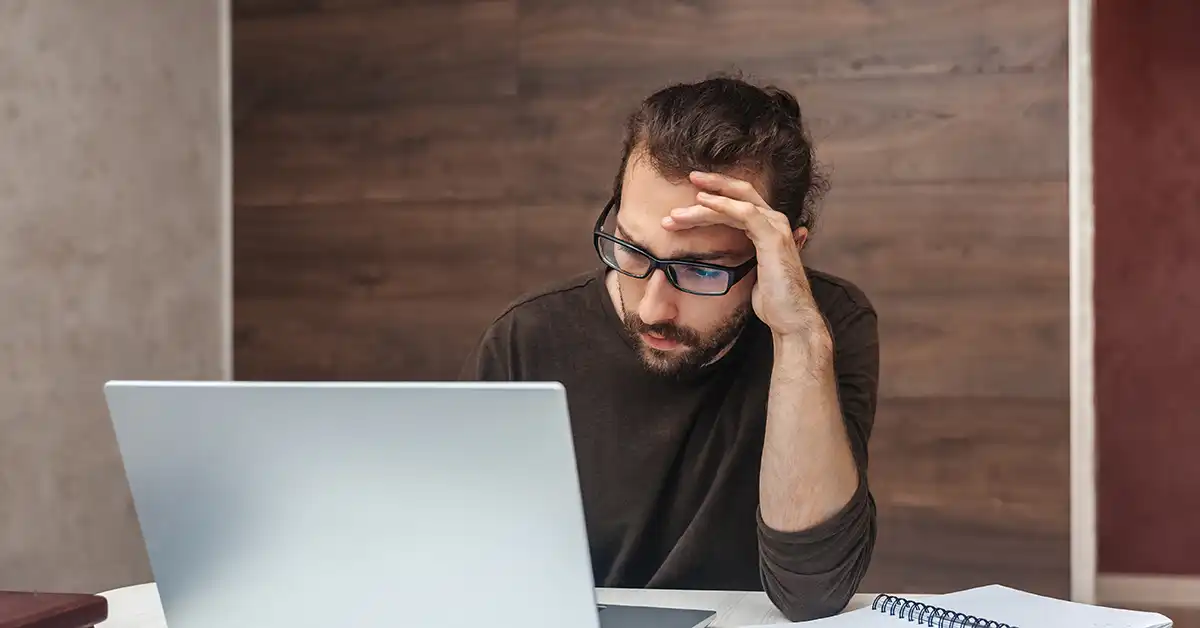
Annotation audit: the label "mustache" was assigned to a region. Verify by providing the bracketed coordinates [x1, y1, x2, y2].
[625, 317, 702, 346]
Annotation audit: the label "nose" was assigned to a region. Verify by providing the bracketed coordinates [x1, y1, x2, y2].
[637, 269, 679, 326]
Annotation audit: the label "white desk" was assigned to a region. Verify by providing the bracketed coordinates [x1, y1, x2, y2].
[97, 582, 879, 627]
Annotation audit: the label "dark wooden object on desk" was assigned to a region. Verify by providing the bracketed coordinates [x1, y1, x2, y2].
[0, 592, 107, 628]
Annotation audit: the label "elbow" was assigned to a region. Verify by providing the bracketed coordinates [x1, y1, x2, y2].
[759, 495, 877, 621]
[769, 588, 855, 623]
[763, 558, 866, 622]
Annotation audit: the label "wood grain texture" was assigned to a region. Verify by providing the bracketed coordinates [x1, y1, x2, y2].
[513, 69, 1067, 200]
[233, 1, 516, 116]
[866, 504, 1070, 597]
[235, 293, 515, 381]
[869, 398, 1070, 534]
[807, 183, 1069, 298]
[234, 201, 518, 300]
[863, 397, 1070, 596]
[0, 591, 108, 628]
[518, 0, 1067, 81]
[874, 295, 1066, 399]
[233, 0, 1070, 597]
[235, 103, 524, 206]
[233, 0, 485, 21]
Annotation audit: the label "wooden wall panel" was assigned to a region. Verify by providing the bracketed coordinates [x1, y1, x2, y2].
[233, 0, 1069, 598]
[514, 70, 1067, 199]
[234, 202, 518, 300]
[517, 0, 1066, 80]
[235, 104, 525, 206]
[868, 398, 1069, 595]
[234, 2, 516, 111]
[235, 293, 516, 380]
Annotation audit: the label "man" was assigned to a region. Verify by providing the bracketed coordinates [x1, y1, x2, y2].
[460, 76, 878, 621]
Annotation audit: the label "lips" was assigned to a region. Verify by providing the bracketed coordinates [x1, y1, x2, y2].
[641, 331, 682, 350]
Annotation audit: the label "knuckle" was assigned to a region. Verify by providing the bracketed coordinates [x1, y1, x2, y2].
[733, 200, 756, 215]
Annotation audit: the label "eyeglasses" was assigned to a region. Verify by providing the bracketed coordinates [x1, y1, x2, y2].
[592, 197, 756, 297]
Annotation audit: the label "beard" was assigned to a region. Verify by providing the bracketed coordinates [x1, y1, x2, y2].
[618, 292, 752, 378]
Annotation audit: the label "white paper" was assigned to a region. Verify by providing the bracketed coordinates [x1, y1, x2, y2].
[736, 585, 1172, 628]
[931, 584, 1172, 628]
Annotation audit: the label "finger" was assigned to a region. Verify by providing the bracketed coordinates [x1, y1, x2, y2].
[661, 205, 741, 230]
[692, 191, 790, 248]
[683, 193, 758, 226]
[688, 171, 769, 207]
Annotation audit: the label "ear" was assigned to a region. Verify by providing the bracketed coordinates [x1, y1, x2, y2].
[792, 226, 809, 251]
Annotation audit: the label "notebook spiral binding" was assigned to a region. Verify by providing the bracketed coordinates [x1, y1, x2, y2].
[870, 594, 1019, 628]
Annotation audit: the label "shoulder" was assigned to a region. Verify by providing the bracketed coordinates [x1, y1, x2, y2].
[462, 269, 608, 380]
[805, 268, 878, 351]
[805, 268, 879, 392]
[484, 269, 605, 334]
[806, 268, 875, 320]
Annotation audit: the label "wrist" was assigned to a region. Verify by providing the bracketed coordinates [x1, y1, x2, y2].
[773, 327, 834, 368]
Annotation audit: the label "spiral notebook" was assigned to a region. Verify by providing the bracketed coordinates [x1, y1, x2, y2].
[744, 584, 1172, 627]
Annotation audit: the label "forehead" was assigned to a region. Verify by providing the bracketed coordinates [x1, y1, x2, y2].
[617, 156, 757, 261]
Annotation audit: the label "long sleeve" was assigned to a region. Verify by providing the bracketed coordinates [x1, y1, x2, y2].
[756, 306, 880, 621]
[757, 475, 876, 620]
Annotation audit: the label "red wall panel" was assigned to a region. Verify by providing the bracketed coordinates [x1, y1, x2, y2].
[1095, 0, 1200, 574]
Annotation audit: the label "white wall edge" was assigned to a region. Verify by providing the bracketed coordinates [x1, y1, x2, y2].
[219, 0, 234, 381]
[1098, 574, 1200, 608]
[1069, 0, 1097, 605]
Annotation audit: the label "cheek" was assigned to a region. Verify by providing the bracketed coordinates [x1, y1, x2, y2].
[617, 274, 646, 308]
[678, 291, 749, 331]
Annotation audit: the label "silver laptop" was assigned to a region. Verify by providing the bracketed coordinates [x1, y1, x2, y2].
[105, 381, 716, 628]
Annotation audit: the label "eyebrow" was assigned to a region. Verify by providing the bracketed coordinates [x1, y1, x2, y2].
[615, 220, 743, 263]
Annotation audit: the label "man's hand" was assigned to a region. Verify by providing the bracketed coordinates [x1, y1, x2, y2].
[662, 171, 829, 347]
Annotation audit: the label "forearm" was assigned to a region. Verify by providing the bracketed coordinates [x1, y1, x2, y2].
[759, 329, 861, 533]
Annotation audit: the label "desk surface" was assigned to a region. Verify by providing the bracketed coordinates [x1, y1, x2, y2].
[96, 583, 880, 627]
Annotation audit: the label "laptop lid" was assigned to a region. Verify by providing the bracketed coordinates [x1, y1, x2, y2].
[104, 381, 600, 628]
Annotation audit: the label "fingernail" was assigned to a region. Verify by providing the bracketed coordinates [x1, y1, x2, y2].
[662, 217, 675, 226]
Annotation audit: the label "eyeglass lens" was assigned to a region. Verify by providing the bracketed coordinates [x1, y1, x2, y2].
[597, 237, 731, 295]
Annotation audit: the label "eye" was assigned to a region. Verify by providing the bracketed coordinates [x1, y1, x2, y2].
[681, 266, 724, 280]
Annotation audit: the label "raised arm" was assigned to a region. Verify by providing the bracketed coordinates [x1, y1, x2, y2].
[662, 170, 879, 620]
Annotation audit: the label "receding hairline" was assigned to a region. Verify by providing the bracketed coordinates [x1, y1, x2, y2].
[623, 144, 773, 205]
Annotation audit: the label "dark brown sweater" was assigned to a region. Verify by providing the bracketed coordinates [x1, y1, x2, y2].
[459, 267, 878, 621]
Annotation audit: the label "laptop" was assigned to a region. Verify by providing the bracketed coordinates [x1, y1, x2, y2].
[105, 381, 717, 628]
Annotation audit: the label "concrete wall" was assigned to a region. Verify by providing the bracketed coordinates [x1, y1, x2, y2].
[0, 0, 227, 593]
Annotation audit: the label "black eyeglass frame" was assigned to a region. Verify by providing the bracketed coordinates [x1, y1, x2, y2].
[592, 196, 757, 297]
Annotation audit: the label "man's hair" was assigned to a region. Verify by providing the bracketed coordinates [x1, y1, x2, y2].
[613, 74, 828, 231]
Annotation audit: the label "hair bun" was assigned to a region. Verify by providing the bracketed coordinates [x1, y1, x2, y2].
[765, 87, 802, 122]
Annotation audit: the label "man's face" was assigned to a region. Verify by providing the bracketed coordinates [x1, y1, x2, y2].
[607, 155, 761, 376]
